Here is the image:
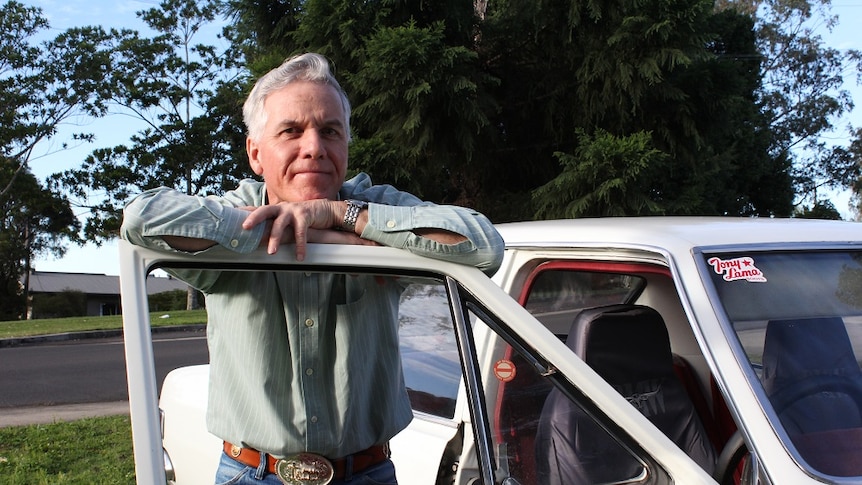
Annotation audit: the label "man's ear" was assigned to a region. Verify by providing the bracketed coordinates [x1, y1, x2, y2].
[247, 137, 264, 175]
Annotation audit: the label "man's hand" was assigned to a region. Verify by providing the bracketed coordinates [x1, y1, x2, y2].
[241, 200, 375, 260]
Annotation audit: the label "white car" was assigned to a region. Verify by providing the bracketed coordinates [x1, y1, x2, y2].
[121, 217, 862, 485]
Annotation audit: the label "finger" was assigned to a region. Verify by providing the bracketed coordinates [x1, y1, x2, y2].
[293, 221, 309, 261]
[242, 206, 272, 230]
[266, 211, 293, 255]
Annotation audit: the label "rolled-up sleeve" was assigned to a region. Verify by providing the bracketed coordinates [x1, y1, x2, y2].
[120, 186, 264, 254]
[341, 173, 504, 275]
[360, 202, 504, 275]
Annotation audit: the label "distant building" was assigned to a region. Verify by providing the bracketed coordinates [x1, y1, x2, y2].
[26, 271, 188, 318]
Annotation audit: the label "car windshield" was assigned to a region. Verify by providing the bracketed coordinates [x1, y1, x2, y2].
[703, 249, 862, 478]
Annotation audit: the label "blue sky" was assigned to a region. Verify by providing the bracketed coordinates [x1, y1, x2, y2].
[24, 0, 862, 276]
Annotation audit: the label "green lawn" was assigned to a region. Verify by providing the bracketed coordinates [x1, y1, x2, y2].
[0, 309, 207, 339]
[0, 415, 135, 484]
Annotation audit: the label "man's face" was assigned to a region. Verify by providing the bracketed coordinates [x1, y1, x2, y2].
[247, 81, 349, 204]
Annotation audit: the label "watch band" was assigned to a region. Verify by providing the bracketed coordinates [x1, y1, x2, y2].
[342, 199, 367, 231]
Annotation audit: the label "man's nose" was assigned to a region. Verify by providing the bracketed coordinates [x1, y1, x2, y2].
[301, 130, 326, 158]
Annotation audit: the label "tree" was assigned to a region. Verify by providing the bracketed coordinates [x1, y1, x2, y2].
[794, 199, 842, 220]
[228, 0, 794, 221]
[0, 1, 117, 200]
[0, 164, 80, 320]
[744, 0, 862, 212]
[0, 1, 113, 319]
[532, 130, 667, 218]
[49, 0, 249, 310]
[51, 0, 249, 245]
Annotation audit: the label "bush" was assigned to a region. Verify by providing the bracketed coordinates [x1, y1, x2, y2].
[30, 289, 87, 319]
[148, 289, 202, 312]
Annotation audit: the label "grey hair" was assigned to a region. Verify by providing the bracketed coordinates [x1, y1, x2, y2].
[242, 53, 351, 141]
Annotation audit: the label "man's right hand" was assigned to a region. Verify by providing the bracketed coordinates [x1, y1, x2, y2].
[241, 200, 375, 261]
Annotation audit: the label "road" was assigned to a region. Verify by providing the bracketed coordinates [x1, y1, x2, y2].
[0, 328, 208, 409]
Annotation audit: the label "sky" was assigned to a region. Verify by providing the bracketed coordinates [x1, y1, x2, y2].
[22, 0, 862, 276]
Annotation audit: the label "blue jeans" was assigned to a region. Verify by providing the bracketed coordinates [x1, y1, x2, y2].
[214, 451, 398, 485]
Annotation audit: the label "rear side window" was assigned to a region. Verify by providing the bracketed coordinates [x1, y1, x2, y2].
[521, 263, 648, 336]
[524, 269, 644, 313]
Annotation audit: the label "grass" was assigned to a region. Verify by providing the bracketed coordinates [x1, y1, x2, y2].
[0, 309, 208, 339]
[0, 415, 135, 484]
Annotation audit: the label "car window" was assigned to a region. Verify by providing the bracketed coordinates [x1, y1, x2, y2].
[704, 249, 862, 478]
[398, 282, 460, 418]
[522, 265, 646, 336]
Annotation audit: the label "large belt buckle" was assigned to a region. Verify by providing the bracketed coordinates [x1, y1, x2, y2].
[275, 453, 334, 485]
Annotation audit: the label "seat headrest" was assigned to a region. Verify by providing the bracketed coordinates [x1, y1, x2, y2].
[761, 317, 860, 395]
[567, 304, 674, 384]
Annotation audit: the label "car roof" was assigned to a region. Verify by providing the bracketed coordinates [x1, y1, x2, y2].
[495, 216, 862, 250]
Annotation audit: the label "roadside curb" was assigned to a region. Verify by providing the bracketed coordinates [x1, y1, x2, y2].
[0, 401, 131, 428]
[0, 324, 206, 349]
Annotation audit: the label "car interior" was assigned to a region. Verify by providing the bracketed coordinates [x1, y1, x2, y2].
[491, 260, 737, 484]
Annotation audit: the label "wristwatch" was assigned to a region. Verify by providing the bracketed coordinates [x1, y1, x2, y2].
[342, 199, 368, 232]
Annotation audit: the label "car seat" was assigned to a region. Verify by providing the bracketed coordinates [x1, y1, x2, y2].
[535, 304, 716, 484]
[760, 317, 862, 476]
[761, 316, 862, 433]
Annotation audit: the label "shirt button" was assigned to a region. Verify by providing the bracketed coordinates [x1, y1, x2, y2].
[310, 416, 318, 423]
[386, 220, 396, 228]
[305, 368, 313, 376]
[229, 239, 239, 248]
[305, 318, 314, 328]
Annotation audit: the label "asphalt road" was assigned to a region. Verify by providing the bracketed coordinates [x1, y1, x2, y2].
[0, 328, 209, 409]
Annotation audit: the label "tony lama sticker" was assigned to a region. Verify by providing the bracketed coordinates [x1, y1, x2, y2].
[707, 256, 767, 283]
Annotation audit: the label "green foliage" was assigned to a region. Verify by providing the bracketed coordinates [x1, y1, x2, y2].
[348, 20, 496, 204]
[148, 289, 194, 312]
[226, 0, 805, 220]
[0, 1, 118, 201]
[30, 290, 88, 319]
[533, 130, 666, 218]
[794, 199, 843, 220]
[0, 415, 134, 484]
[0, 165, 80, 321]
[751, 0, 861, 210]
[14, 0, 855, 260]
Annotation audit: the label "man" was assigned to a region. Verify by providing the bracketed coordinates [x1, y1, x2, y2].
[121, 53, 504, 485]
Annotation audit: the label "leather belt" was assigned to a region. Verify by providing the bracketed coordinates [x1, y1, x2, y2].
[224, 441, 389, 484]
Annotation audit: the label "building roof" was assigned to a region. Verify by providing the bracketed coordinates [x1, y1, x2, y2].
[27, 271, 188, 296]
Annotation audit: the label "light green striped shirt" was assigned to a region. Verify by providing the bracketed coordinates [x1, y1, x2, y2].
[120, 173, 504, 458]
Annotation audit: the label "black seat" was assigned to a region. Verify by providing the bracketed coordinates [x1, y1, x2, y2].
[761, 317, 862, 435]
[535, 304, 716, 484]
